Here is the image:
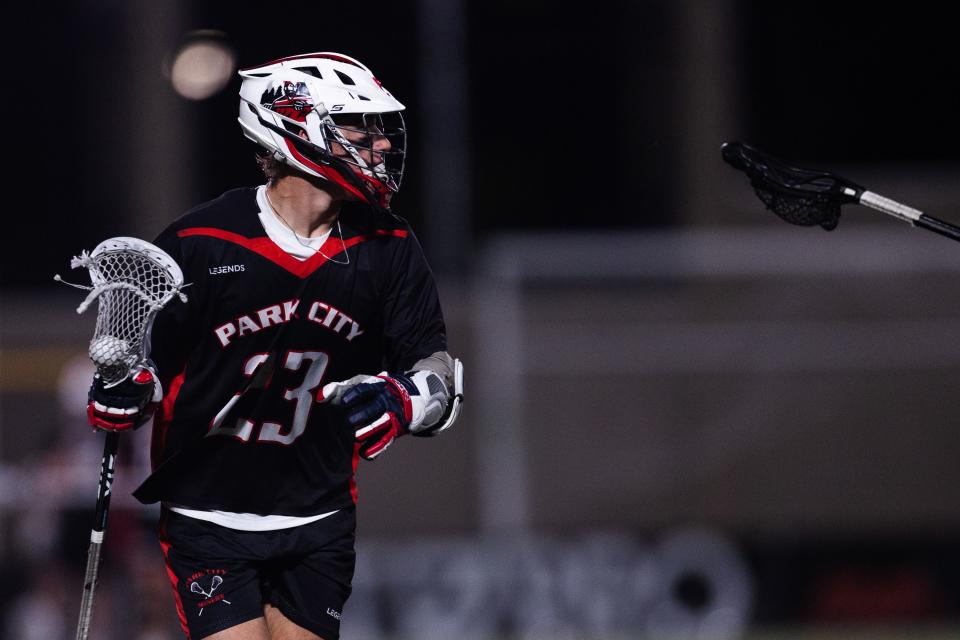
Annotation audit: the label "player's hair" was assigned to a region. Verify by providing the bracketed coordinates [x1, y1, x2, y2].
[255, 151, 293, 183]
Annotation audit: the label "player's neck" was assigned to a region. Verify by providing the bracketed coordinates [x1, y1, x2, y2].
[265, 176, 342, 238]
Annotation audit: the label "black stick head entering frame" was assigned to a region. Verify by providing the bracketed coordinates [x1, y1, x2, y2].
[721, 141, 865, 231]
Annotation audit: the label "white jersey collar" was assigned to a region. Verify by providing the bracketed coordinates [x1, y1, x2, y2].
[256, 185, 332, 261]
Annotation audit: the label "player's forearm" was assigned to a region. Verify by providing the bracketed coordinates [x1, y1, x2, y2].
[407, 351, 463, 436]
[410, 350, 456, 392]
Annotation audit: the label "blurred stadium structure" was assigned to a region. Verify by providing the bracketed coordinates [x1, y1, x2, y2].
[2, 0, 959, 639]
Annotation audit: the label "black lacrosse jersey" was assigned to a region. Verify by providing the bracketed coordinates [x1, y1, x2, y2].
[132, 187, 446, 516]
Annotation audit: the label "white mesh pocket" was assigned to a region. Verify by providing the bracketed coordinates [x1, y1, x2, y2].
[57, 237, 187, 385]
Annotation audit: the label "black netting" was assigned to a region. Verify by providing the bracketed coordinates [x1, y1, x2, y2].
[754, 184, 842, 230]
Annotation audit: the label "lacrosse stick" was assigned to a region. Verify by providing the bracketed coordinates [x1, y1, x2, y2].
[55, 236, 188, 640]
[721, 141, 960, 243]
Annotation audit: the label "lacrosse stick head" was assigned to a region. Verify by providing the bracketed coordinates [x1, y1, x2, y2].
[58, 237, 187, 386]
[721, 141, 864, 231]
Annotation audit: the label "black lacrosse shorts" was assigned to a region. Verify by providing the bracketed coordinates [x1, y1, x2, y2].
[158, 506, 356, 639]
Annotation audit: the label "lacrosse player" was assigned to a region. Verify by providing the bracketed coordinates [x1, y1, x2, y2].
[86, 52, 462, 640]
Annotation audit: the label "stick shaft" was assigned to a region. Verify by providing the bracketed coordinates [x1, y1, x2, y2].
[75, 432, 120, 640]
[859, 190, 923, 224]
[75, 536, 104, 640]
[860, 190, 960, 243]
[916, 214, 960, 242]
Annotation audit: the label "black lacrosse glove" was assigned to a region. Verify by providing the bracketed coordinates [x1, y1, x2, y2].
[87, 366, 162, 432]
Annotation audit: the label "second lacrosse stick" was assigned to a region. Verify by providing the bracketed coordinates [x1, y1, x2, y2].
[721, 141, 960, 244]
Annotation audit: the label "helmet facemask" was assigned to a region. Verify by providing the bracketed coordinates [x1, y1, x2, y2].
[324, 111, 406, 206]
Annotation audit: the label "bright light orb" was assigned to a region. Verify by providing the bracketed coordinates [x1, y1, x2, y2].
[170, 36, 236, 100]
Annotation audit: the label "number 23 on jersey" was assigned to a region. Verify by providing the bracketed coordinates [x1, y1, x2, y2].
[209, 351, 329, 445]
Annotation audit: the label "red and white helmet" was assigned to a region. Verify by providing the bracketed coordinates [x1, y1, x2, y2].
[238, 52, 406, 208]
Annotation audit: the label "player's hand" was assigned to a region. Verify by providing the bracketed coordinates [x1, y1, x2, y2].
[319, 369, 451, 459]
[319, 373, 417, 460]
[87, 366, 162, 432]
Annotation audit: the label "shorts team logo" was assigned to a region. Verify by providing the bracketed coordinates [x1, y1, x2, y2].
[261, 81, 315, 122]
[188, 570, 231, 616]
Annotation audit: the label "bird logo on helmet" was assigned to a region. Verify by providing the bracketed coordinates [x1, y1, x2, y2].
[237, 52, 406, 210]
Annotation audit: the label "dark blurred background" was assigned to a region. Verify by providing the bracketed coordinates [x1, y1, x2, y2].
[2, 1, 959, 639]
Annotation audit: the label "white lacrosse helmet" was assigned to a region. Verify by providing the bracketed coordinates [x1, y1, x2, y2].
[238, 52, 406, 209]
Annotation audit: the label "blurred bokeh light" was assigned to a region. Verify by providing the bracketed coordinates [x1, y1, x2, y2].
[167, 31, 235, 101]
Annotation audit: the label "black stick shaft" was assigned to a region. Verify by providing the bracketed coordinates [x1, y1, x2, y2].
[93, 432, 120, 531]
[75, 432, 120, 640]
[916, 214, 960, 243]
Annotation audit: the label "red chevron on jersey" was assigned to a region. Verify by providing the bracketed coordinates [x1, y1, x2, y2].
[177, 226, 408, 278]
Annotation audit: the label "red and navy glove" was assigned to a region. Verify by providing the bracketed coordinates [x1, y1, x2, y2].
[319, 373, 415, 460]
[87, 367, 162, 432]
[321, 367, 453, 460]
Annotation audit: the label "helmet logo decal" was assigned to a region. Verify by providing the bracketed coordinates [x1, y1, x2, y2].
[261, 81, 314, 123]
